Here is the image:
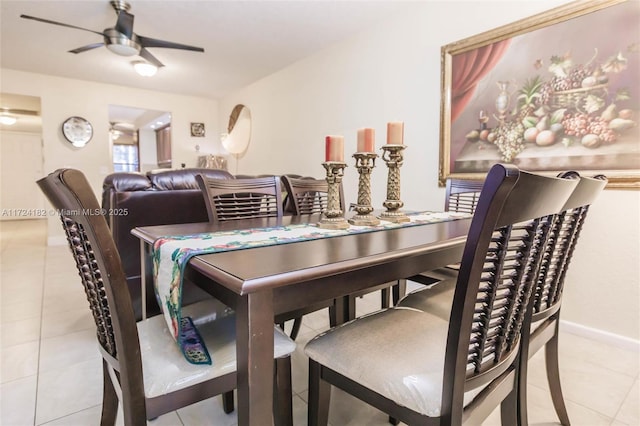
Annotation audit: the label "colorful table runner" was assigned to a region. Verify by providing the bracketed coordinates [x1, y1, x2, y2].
[152, 211, 471, 364]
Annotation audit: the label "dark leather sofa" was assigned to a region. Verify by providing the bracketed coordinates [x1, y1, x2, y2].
[102, 168, 234, 320]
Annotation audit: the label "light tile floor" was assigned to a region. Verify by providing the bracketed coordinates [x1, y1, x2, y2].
[1, 219, 638, 425]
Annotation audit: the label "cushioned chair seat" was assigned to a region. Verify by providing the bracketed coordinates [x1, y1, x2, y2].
[304, 307, 482, 417]
[396, 278, 456, 322]
[138, 299, 296, 399]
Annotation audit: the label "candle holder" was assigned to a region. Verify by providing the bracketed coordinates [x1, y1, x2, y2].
[378, 144, 410, 223]
[349, 153, 380, 226]
[317, 161, 350, 230]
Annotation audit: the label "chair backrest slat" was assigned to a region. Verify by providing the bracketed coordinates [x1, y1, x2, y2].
[440, 164, 579, 418]
[445, 179, 484, 214]
[196, 175, 283, 222]
[281, 176, 343, 215]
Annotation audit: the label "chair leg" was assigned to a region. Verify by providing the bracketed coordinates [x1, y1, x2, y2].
[381, 287, 390, 309]
[289, 317, 303, 340]
[329, 297, 347, 327]
[222, 391, 235, 414]
[546, 333, 571, 425]
[516, 340, 530, 426]
[392, 279, 407, 305]
[388, 415, 400, 425]
[308, 359, 331, 426]
[273, 357, 293, 426]
[100, 360, 118, 426]
[116, 369, 146, 426]
[346, 295, 356, 321]
[500, 387, 518, 425]
[517, 364, 529, 426]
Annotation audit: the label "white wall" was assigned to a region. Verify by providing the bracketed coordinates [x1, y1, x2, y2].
[138, 128, 158, 172]
[1, 68, 223, 242]
[0, 130, 45, 218]
[220, 1, 640, 341]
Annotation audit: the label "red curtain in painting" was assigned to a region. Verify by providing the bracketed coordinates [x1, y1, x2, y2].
[450, 39, 511, 122]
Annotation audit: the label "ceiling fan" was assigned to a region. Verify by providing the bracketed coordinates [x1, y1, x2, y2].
[20, 0, 204, 68]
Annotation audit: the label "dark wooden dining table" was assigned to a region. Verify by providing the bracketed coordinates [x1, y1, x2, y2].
[132, 212, 471, 425]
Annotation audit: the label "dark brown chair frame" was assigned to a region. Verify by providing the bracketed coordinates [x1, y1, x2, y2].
[306, 164, 579, 426]
[517, 172, 607, 426]
[38, 169, 293, 426]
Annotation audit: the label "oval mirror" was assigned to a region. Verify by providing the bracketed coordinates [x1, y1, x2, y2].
[222, 104, 251, 155]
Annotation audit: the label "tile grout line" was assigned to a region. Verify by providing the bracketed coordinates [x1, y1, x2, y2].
[609, 375, 638, 425]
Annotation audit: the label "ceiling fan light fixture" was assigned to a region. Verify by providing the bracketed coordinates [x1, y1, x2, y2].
[133, 60, 158, 77]
[104, 29, 141, 56]
[0, 114, 17, 126]
[107, 43, 139, 56]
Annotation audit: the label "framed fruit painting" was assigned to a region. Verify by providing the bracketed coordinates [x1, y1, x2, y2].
[439, 0, 639, 188]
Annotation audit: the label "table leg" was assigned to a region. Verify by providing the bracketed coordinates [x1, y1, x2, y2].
[236, 290, 275, 426]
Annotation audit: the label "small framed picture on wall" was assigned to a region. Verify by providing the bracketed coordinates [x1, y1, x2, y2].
[190, 122, 205, 137]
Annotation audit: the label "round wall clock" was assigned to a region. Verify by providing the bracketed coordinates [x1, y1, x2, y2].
[62, 116, 93, 147]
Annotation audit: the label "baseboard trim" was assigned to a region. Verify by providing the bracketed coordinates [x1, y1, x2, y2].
[47, 236, 67, 246]
[560, 320, 640, 352]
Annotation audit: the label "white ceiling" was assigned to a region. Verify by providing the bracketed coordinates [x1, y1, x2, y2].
[1, 1, 412, 100]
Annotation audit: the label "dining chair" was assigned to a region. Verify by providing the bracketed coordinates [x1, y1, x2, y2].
[304, 163, 578, 426]
[280, 175, 339, 215]
[37, 169, 296, 426]
[394, 171, 606, 425]
[517, 172, 607, 426]
[394, 178, 485, 304]
[444, 178, 485, 214]
[196, 174, 311, 341]
[281, 175, 397, 324]
[196, 174, 283, 222]
[279, 173, 306, 214]
[278, 175, 339, 337]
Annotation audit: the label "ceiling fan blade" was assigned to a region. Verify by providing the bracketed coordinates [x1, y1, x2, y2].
[138, 35, 204, 52]
[115, 10, 134, 39]
[20, 14, 104, 37]
[139, 48, 165, 68]
[69, 43, 105, 54]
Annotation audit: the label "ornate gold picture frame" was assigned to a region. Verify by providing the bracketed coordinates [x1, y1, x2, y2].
[439, 0, 639, 188]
